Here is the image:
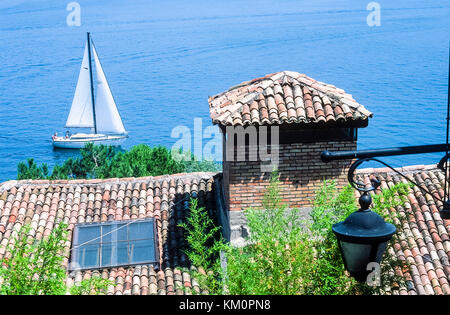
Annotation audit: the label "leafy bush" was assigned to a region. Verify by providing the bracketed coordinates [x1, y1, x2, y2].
[17, 143, 221, 180]
[69, 276, 112, 295]
[305, 181, 360, 294]
[0, 223, 112, 295]
[106, 145, 184, 178]
[225, 171, 313, 294]
[295, 179, 409, 295]
[180, 171, 410, 295]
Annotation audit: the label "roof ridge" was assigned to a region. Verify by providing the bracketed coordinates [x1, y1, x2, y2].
[208, 70, 372, 126]
[225, 71, 346, 99]
[0, 172, 219, 192]
[223, 71, 280, 95]
[355, 163, 439, 175]
[229, 71, 302, 91]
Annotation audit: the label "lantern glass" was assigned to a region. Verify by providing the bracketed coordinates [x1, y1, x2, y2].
[338, 240, 389, 280]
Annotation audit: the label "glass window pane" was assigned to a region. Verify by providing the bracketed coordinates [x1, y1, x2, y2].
[129, 221, 153, 240]
[117, 242, 129, 265]
[77, 244, 100, 269]
[101, 243, 113, 267]
[102, 223, 127, 243]
[101, 242, 129, 267]
[130, 240, 155, 263]
[339, 241, 372, 275]
[77, 225, 101, 244]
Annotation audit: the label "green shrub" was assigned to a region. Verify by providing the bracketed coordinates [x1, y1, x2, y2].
[305, 181, 359, 294]
[304, 179, 410, 294]
[17, 159, 49, 180]
[225, 171, 313, 295]
[180, 171, 410, 295]
[0, 223, 112, 295]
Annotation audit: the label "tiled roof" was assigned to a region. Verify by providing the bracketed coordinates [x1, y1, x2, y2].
[355, 165, 450, 295]
[208, 71, 372, 126]
[0, 172, 218, 295]
[3, 164, 449, 295]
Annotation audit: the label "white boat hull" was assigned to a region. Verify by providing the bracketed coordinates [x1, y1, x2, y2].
[52, 134, 127, 149]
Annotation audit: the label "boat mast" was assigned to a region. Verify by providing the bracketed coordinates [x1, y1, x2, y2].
[87, 32, 97, 134]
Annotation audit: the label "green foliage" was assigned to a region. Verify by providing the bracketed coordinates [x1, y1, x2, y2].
[225, 171, 313, 295]
[69, 277, 113, 295]
[0, 223, 112, 295]
[166, 171, 411, 295]
[177, 150, 221, 174]
[17, 143, 221, 180]
[17, 159, 49, 180]
[371, 182, 411, 223]
[107, 144, 184, 178]
[306, 180, 411, 295]
[306, 181, 360, 294]
[225, 175, 410, 295]
[0, 223, 68, 295]
[178, 198, 225, 294]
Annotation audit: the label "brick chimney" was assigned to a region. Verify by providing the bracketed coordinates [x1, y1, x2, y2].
[208, 71, 372, 244]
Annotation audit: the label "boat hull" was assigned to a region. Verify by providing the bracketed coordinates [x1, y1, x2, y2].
[52, 134, 127, 149]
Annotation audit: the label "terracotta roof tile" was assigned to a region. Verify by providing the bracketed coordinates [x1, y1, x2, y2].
[0, 172, 218, 295]
[209, 71, 372, 126]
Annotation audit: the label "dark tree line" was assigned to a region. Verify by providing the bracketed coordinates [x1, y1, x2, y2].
[17, 143, 220, 180]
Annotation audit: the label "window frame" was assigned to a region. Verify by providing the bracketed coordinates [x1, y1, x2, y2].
[70, 218, 159, 271]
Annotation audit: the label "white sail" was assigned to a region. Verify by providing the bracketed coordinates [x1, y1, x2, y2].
[92, 44, 126, 134]
[65, 43, 94, 128]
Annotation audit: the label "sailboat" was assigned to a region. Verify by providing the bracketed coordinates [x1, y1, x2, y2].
[52, 32, 128, 149]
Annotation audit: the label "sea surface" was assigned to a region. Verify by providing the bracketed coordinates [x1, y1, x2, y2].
[0, 0, 449, 182]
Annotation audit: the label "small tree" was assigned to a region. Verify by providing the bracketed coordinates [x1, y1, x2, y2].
[306, 181, 360, 294]
[69, 276, 112, 295]
[178, 198, 225, 294]
[0, 223, 68, 295]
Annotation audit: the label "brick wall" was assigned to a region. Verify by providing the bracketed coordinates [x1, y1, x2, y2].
[222, 140, 356, 212]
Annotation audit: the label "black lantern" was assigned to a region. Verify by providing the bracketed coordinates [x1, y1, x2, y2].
[332, 192, 396, 282]
[323, 48, 450, 279]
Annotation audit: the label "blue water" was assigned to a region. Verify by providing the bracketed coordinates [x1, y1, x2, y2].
[0, 0, 449, 181]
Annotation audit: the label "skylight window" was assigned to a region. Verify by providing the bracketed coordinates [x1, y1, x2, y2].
[70, 219, 158, 271]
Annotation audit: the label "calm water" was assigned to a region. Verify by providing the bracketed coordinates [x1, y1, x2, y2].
[0, 0, 449, 181]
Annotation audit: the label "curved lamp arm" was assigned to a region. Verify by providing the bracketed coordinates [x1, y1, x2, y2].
[347, 157, 443, 203]
[347, 158, 381, 193]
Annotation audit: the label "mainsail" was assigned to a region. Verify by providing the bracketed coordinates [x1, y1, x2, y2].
[65, 44, 94, 128]
[65, 35, 126, 135]
[92, 44, 126, 135]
